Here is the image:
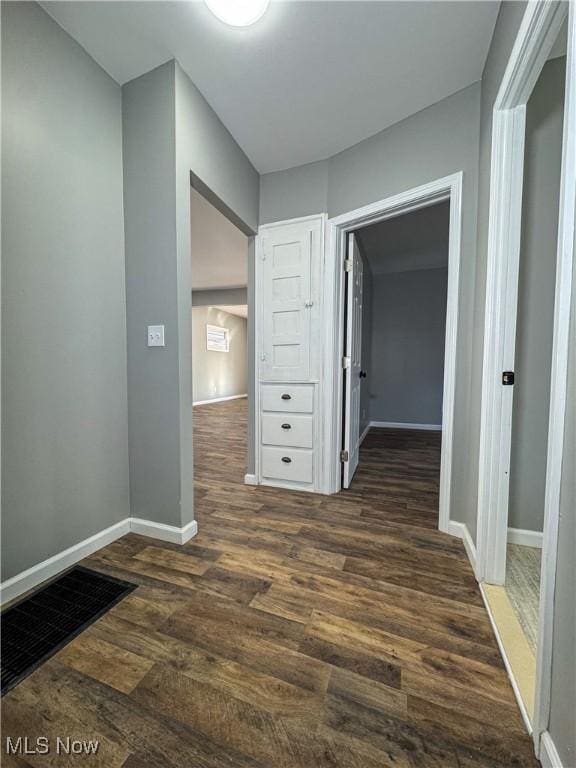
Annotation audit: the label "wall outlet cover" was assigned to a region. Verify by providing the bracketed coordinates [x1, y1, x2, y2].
[147, 325, 165, 347]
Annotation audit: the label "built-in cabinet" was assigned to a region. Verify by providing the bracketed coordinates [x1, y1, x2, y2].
[255, 216, 325, 492]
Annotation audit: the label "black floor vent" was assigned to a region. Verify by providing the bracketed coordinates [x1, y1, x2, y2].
[1, 566, 136, 696]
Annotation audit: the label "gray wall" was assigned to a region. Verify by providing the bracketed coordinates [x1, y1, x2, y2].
[122, 61, 186, 528]
[260, 159, 329, 225]
[175, 63, 259, 237]
[192, 307, 247, 403]
[192, 288, 247, 307]
[367, 269, 447, 426]
[175, 60, 259, 501]
[1, 2, 129, 579]
[122, 59, 259, 529]
[508, 57, 566, 533]
[259, 83, 481, 536]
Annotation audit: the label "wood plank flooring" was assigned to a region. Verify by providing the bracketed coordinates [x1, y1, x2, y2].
[1, 399, 539, 767]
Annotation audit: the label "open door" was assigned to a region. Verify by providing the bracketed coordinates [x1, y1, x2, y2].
[342, 232, 363, 488]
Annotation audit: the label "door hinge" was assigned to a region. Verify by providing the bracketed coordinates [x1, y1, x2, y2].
[342, 356, 351, 369]
[502, 371, 515, 385]
[344, 259, 352, 272]
[340, 450, 349, 462]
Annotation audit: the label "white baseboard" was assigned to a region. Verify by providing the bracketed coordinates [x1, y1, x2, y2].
[193, 394, 247, 406]
[0, 518, 130, 605]
[359, 423, 371, 445]
[539, 730, 564, 768]
[479, 583, 534, 736]
[129, 518, 198, 545]
[0, 516, 198, 605]
[508, 527, 543, 548]
[244, 473, 257, 486]
[369, 420, 442, 431]
[447, 520, 478, 578]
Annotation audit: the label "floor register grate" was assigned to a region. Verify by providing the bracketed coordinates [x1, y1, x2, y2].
[1, 566, 136, 696]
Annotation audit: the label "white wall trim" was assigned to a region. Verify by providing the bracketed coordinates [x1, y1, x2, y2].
[129, 517, 198, 545]
[323, 172, 463, 542]
[0, 517, 198, 605]
[369, 420, 442, 432]
[474, 1, 574, 756]
[244, 473, 257, 486]
[507, 527, 543, 548]
[447, 520, 478, 578]
[539, 731, 564, 768]
[476, 102, 527, 586]
[193, 393, 247, 406]
[477, 0, 569, 586]
[479, 583, 534, 736]
[0, 519, 130, 605]
[359, 423, 371, 445]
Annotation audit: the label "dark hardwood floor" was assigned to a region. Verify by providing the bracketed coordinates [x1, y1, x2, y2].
[1, 399, 538, 767]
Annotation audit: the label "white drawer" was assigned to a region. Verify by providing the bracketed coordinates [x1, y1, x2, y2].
[261, 446, 313, 484]
[262, 413, 313, 448]
[261, 384, 314, 413]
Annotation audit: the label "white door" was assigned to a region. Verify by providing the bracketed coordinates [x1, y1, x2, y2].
[260, 223, 313, 381]
[343, 232, 363, 488]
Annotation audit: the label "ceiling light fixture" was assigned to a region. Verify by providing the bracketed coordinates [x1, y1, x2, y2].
[204, 0, 270, 27]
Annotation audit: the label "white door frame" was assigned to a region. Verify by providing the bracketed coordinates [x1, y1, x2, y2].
[475, 0, 575, 754]
[321, 172, 463, 536]
[476, 0, 569, 586]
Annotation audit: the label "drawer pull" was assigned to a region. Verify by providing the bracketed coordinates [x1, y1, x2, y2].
[281, 423, 291, 430]
[281, 393, 291, 400]
[281, 456, 292, 463]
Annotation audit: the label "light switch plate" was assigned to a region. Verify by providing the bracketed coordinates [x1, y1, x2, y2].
[147, 325, 165, 347]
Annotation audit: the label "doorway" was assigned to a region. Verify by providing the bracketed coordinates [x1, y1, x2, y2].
[323, 173, 463, 536]
[507, 33, 566, 665]
[341, 202, 450, 520]
[190, 187, 250, 485]
[478, 11, 569, 736]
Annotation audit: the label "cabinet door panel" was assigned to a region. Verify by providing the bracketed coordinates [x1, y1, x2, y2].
[260, 223, 314, 381]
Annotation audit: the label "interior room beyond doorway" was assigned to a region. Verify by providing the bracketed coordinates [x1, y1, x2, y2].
[341, 201, 450, 531]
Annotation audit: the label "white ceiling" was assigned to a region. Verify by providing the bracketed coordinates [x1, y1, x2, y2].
[356, 201, 450, 275]
[41, 1, 500, 173]
[215, 305, 248, 319]
[190, 188, 248, 290]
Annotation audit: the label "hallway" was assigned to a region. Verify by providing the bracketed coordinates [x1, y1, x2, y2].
[1, 400, 537, 767]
